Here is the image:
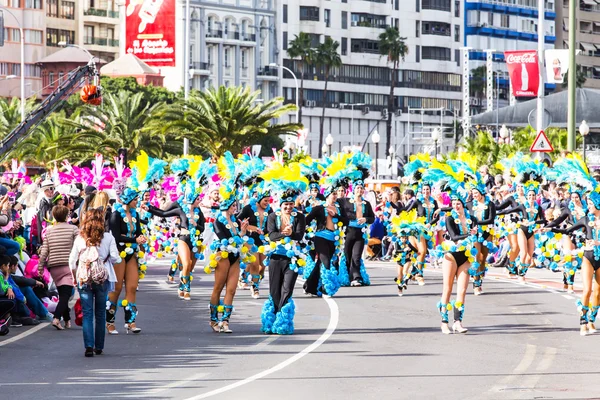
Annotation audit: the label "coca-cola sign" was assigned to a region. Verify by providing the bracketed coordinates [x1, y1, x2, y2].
[504, 50, 540, 97]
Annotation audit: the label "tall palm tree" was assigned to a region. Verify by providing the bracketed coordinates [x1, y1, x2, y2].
[315, 37, 342, 157]
[286, 32, 315, 125]
[72, 91, 165, 158]
[0, 97, 37, 139]
[379, 27, 408, 156]
[155, 86, 300, 157]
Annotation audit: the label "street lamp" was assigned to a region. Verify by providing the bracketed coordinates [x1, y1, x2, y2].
[499, 124, 509, 144]
[0, 6, 25, 122]
[340, 102, 365, 148]
[372, 129, 380, 178]
[269, 63, 299, 124]
[325, 133, 334, 156]
[432, 127, 441, 157]
[580, 120, 590, 164]
[321, 144, 328, 157]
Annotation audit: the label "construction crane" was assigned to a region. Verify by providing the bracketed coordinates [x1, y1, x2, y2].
[0, 63, 101, 161]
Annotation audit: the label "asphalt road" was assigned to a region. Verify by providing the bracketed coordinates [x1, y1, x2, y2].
[2, 259, 600, 400]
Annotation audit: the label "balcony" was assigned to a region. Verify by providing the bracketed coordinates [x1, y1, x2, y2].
[240, 33, 256, 42]
[257, 66, 279, 81]
[207, 29, 223, 38]
[108, 39, 119, 47]
[84, 8, 107, 17]
[191, 62, 210, 70]
[84, 36, 114, 46]
[108, 10, 119, 18]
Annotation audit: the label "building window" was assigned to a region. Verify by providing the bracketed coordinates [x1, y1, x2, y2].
[9, 0, 21, 7]
[84, 26, 94, 44]
[207, 46, 212, 66]
[416, 20, 420, 37]
[49, 72, 55, 87]
[207, 16, 214, 33]
[59, 29, 75, 45]
[47, 0, 58, 17]
[350, 39, 380, 54]
[422, 21, 451, 36]
[283, 31, 288, 50]
[58, 72, 64, 85]
[341, 37, 347, 55]
[61, 1, 75, 19]
[25, 0, 42, 8]
[224, 48, 230, 67]
[241, 50, 247, 68]
[422, 0, 451, 12]
[454, 25, 460, 42]
[46, 28, 59, 46]
[416, 45, 420, 62]
[24, 29, 43, 44]
[325, 9, 331, 27]
[454, 0, 460, 17]
[501, 14, 509, 28]
[488, 12, 493, 26]
[351, 13, 387, 28]
[342, 11, 347, 29]
[416, 0, 420, 12]
[283, 4, 287, 23]
[422, 46, 451, 61]
[299, 6, 319, 21]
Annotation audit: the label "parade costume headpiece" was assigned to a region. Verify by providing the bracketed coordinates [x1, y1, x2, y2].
[261, 162, 309, 204]
[349, 151, 372, 187]
[403, 153, 432, 187]
[217, 151, 241, 211]
[119, 187, 139, 204]
[184, 157, 217, 204]
[450, 153, 488, 197]
[237, 154, 269, 200]
[299, 157, 325, 191]
[389, 209, 428, 237]
[552, 154, 596, 198]
[509, 153, 547, 194]
[422, 159, 469, 203]
[129, 151, 168, 193]
[321, 153, 360, 198]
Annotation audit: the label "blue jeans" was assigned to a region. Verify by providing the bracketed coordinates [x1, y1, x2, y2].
[0, 237, 20, 255]
[78, 282, 108, 350]
[20, 286, 49, 319]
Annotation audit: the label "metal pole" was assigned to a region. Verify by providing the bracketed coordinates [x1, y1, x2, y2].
[536, 0, 544, 138]
[279, 65, 299, 123]
[328, 144, 332, 155]
[567, 0, 577, 151]
[183, 0, 191, 155]
[0, 7, 26, 121]
[496, 74, 499, 134]
[584, 135, 587, 163]
[119, 1, 126, 57]
[435, 139, 438, 157]
[375, 144, 379, 177]
[350, 104, 354, 148]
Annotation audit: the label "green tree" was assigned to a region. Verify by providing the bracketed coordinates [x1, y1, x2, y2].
[72, 91, 166, 159]
[155, 86, 299, 157]
[286, 32, 315, 125]
[562, 65, 587, 89]
[462, 130, 514, 172]
[379, 27, 408, 156]
[470, 66, 486, 102]
[316, 37, 342, 158]
[0, 97, 37, 139]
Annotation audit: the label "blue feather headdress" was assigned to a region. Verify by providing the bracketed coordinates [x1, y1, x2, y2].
[403, 153, 432, 187]
[299, 157, 325, 189]
[261, 162, 309, 204]
[422, 159, 469, 203]
[552, 154, 596, 198]
[182, 158, 217, 204]
[321, 153, 361, 198]
[511, 154, 547, 194]
[218, 151, 240, 211]
[129, 151, 168, 193]
[349, 151, 372, 186]
[238, 155, 266, 191]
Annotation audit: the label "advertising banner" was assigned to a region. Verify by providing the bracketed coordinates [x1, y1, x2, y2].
[505, 50, 539, 97]
[544, 49, 570, 84]
[125, 0, 176, 67]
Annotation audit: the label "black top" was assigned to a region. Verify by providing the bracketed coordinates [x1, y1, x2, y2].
[109, 207, 143, 251]
[148, 203, 205, 234]
[305, 202, 348, 232]
[237, 203, 272, 243]
[212, 212, 243, 240]
[338, 198, 375, 225]
[445, 215, 477, 243]
[411, 199, 440, 225]
[36, 197, 53, 242]
[497, 203, 545, 225]
[266, 211, 306, 242]
[466, 201, 497, 227]
[565, 216, 599, 240]
[546, 203, 586, 228]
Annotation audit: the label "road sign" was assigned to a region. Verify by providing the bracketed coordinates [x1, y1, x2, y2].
[530, 130, 554, 152]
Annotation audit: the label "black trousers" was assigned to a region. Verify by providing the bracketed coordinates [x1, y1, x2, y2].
[269, 255, 298, 313]
[305, 236, 336, 294]
[55, 285, 73, 322]
[0, 298, 15, 320]
[344, 227, 365, 281]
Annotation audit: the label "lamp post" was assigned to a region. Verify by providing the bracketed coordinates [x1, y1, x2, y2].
[499, 124, 509, 144]
[269, 63, 299, 123]
[388, 145, 396, 177]
[0, 6, 25, 122]
[321, 144, 328, 157]
[431, 127, 441, 157]
[340, 102, 365, 148]
[372, 129, 380, 178]
[325, 133, 334, 156]
[580, 120, 590, 164]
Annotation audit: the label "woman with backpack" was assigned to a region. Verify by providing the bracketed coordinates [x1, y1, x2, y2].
[38, 205, 79, 330]
[69, 208, 120, 357]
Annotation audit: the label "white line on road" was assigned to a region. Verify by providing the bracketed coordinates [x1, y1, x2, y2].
[0, 322, 49, 347]
[490, 343, 537, 392]
[181, 295, 340, 400]
[562, 295, 574, 300]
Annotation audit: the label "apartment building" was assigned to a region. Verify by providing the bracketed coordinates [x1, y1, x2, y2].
[557, 0, 600, 89]
[0, 0, 44, 99]
[277, 0, 463, 158]
[465, 0, 557, 113]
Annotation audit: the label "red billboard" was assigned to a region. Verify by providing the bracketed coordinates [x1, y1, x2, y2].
[504, 50, 539, 98]
[125, 0, 176, 67]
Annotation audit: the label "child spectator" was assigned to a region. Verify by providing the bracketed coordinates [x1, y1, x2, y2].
[0, 255, 16, 332]
[8, 256, 52, 322]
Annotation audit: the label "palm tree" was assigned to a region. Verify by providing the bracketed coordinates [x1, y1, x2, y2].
[155, 86, 300, 157]
[315, 37, 342, 157]
[0, 97, 37, 139]
[286, 32, 315, 125]
[379, 27, 408, 156]
[562, 65, 587, 88]
[72, 91, 165, 158]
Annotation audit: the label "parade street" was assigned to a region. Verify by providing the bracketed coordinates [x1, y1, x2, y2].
[2, 259, 599, 400]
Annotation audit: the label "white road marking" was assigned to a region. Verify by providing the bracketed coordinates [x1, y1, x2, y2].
[181, 295, 340, 400]
[562, 295, 574, 300]
[490, 344, 537, 392]
[0, 322, 49, 347]
[522, 346, 557, 392]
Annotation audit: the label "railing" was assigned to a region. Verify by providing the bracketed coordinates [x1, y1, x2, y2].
[108, 39, 119, 47]
[257, 66, 277, 76]
[191, 62, 209, 70]
[423, 29, 451, 36]
[84, 8, 107, 17]
[84, 36, 108, 46]
[479, 0, 554, 11]
[108, 10, 119, 18]
[241, 33, 256, 41]
[206, 29, 223, 38]
[352, 21, 389, 29]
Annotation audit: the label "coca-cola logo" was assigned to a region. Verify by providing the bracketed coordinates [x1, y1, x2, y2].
[506, 53, 537, 64]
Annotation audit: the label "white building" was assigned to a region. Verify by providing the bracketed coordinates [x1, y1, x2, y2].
[277, 0, 464, 159]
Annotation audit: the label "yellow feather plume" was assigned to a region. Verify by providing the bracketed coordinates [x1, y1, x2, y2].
[131, 151, 150, 184]
[457, 152, 478, 172]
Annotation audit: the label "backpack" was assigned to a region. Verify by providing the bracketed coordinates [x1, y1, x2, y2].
[76, 242, 108, 286]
